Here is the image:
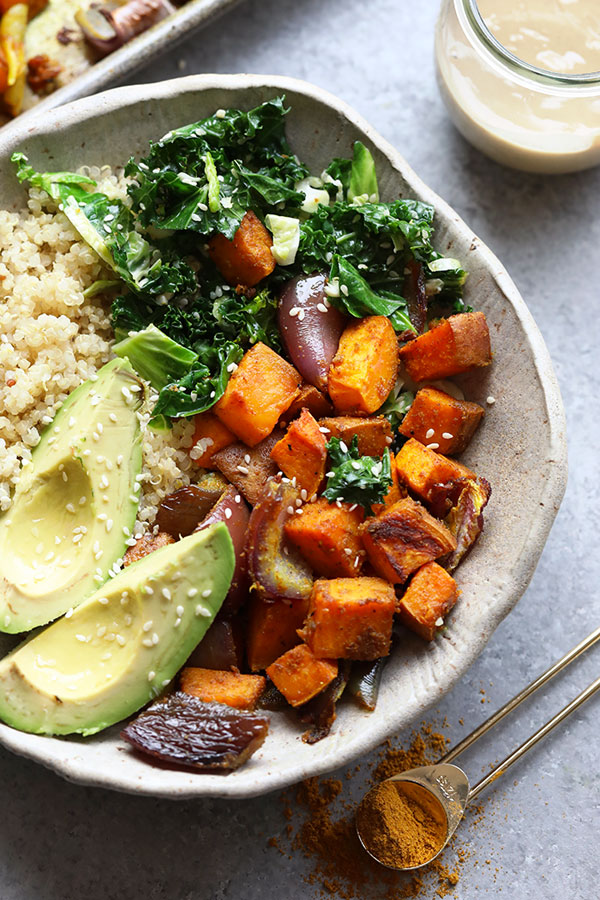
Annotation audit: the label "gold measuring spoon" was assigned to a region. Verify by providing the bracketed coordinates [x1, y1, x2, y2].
[356, 624, 600, 871]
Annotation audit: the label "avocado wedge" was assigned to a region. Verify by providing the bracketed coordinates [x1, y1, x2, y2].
[0, 523, 234, 736]
[0, 359, 143, 633]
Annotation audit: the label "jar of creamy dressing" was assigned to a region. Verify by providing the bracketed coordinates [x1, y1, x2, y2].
[435, 0, 600, 173]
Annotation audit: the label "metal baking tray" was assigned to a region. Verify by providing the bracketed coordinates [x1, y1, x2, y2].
[2, 0, 242, 136]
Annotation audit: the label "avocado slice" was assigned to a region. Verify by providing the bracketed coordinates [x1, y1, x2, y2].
[0, 523, 234, 736]
[0, 358, 144, 633]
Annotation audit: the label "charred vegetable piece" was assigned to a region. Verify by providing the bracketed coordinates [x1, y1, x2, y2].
[246, 477, 313, 603]
[328, 315, 398, 415]
[185, 617, 244, 670]
[195, 485, 250, 615]
[443, 477, 491, 572]
[398, 312, 491, 382]
[278, 273, 346, 391]
[121, 693, 269, 770]
[347, 657, 388, 711]
[361, 497, 457, 584]
[270, 408, 327, 498]
[397, 561, 459, 640]
[403, 259, 427, 336]
[76, 0, 175, 58]
[398, 386, 484, 456]
[300, 577, 395, 660]
[298, 662, 350, 744]
[180, 668, 266, 711]
[257, 678, 289, 711]
[214, 342, 301, 447]
[213, 430, 282, 506]
[156, 484, 225, 538]
[123, 531, 174, 566]
[26, 54, 61, 95]
[266, 644, 338, 707]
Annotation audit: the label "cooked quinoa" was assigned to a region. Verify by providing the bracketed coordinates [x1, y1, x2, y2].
[0, 168, 196, 524]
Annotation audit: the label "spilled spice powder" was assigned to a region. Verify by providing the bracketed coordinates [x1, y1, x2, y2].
[356, 780, 447, 869]
[274, 725, 465, 899]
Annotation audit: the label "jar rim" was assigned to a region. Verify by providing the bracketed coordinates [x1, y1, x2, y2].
[461, 0, 600, 86]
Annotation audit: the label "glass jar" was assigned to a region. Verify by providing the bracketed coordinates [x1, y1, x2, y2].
[435, 0, 600, 173]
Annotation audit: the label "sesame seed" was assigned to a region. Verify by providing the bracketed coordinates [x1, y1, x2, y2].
[148, 671, 156, 682]
[72, 533, 83, 544]
[296, 508, 304, 515]
[297, 309, 306, 321]
[425, 428, 435, 440]
[143, 585, 153, 595]
[386, 253, 395, 266]
[68, 416, 76, 427]
[99, 475, 109, 489]
[152, 633, 159, 645]
[236, 465, 249, 475]
[116, 635, 126, 646]
[143, 620, 153, 632]
[487, 395, 496, 405]
[142, 638, 153, 648]
[109, 413, 118, 423]
[442, 432, 454, 440]
[106, 519, 113, 533]
[344, 548, 352, 555]
[319, 426, 331, 434]
[295, 498, 303, 507]
[176, 605, 185, 617]
[339, 440, 348, 453]
[435, 617, 444, 627]
[162, 587, 171, 600]
[300, 489, 308, 501]
[174, 618, 182, 628]
[65, 608, 74, 618]
[317, 303, 328, 313]
[289, 306, 300, 317]
[426, 442, 440, 450]
[195, 605, 211, 617]
[340, 284, 349, 296]
[75, 634, 87, 643]
[351, 461, 362, 470]
[122, 526, 130, 537]
[66, 503, 75, 514]
[98, 597, 109, 605]
[226, 362, 238, 373]
[97, 513, 107, 521]
[225, 507, 232, 519]
[354, 555, 360, 568]
[235, 494, 241, 503]
[326, 471, 335, 478]
[188, 587, 198, 598]
[287, 505, 295, 515]
[202, 588, 212, 598]
[79, 496, 87, 506]
[117, 455, 124, 466]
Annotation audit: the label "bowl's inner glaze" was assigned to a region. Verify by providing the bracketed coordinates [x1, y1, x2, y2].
[0, 75, 566, 798]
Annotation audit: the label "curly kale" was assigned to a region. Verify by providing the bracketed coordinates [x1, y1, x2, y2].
[323, 436, 393, 515]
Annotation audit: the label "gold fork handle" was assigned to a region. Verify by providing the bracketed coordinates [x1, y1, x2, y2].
[467, 673, 600, 801]
[440, 624, 600, 765]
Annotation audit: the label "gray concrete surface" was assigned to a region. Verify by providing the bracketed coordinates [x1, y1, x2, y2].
[2, 1, 599, 897]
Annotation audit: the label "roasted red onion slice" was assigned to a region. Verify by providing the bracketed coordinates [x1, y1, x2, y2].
[279, 273, 346, 391]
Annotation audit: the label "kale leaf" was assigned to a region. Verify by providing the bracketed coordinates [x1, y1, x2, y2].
[323, 436, 393, 514]
[125, 97, 307, 240]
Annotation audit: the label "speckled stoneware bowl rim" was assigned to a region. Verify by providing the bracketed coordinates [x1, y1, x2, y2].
[0, 74, 567, 798]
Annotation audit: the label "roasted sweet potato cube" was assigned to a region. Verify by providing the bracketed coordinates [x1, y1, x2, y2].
[395, 438, 474, 504]
[318, 415, 393, 457]
[284, 498, 365, 578]
[361, 497, 457, 584]
[398, 312, 491, 382]
[180, 667, 266, 710]
[280, 383, 333, 425]
[208, 210, 275, 287]
[328, 316, 398, 415]
[191, 411, 235, 468]
[266, 644, 338, 707]
[300, 577, 395, 660]
[399, 386, 484, 456]
[214, 342, 301, 446]
[213, 430, 282, 506]
[123, 531, 174, 567]
[246, 594, 310, 672]
[270, 409, 327, 498]
[397, 562, 459, 640]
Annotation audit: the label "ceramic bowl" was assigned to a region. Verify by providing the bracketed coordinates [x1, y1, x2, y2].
[0, 74, 567, 798]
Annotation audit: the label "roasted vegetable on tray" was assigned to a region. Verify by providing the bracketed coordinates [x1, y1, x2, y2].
[2, 98, 494, 772]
